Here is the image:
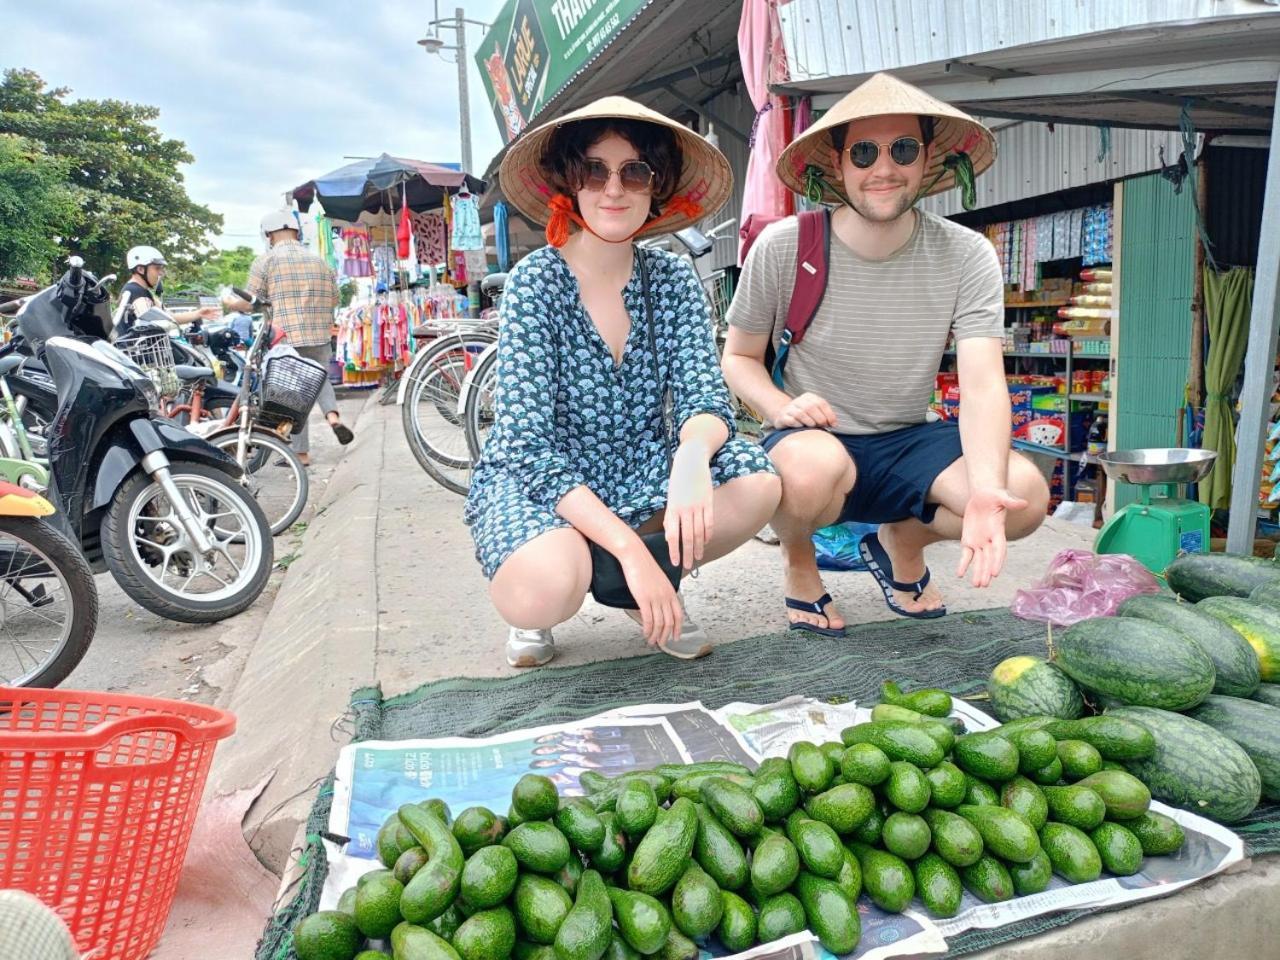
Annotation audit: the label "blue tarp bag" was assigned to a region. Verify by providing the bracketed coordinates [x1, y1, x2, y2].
[813, 521, 878, 572]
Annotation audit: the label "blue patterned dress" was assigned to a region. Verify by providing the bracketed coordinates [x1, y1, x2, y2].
[464, 245, 775, 579]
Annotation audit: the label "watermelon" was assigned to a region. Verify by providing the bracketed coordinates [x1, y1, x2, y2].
[1249, 581, 1280, 609]
[1251, 683, 1280, 708]
[987, 656, 1084, 722]
[1196, 597, 1280, 682]
[1116, 595, 1260, 697]
[1055, 617, 1215, 710]
[1164, 552, 1280, 602]
[1185, 695, 1280, 801]
[1107, 705, 1261, 823]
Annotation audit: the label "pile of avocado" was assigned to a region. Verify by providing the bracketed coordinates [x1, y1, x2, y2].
[292, 683, 1187, 960]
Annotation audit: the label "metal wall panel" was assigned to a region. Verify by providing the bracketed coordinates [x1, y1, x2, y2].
[1114, 171, 1198, 505]
[920, 120, 1186, 218]
[699, 85, 758, 273]
[778, 0, 1267, 83]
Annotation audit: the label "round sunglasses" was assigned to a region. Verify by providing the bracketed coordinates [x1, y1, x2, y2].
[846, 137, 924, 169]
[580, 158, 655, 193]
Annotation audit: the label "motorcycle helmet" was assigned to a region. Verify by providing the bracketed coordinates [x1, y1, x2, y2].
[260, 209, 300, 241]
[126, 246, 167, 271]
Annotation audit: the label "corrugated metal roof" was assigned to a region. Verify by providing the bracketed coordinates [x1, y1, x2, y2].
[920, 120, 1187, 218]
[779, 0, 1279, 83]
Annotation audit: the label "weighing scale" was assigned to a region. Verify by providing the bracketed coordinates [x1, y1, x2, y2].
[1094, 448, 1218, 573]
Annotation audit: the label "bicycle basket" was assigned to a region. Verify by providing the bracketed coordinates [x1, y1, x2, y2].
[259, 354, 327, 428]
[116, 329, 180, 397]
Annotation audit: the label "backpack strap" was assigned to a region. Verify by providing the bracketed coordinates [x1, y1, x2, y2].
[771, 208, 830, 388]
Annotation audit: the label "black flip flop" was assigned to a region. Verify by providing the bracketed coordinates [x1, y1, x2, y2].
[858, 531, 947, 620]
[785, 592, 847, 638]
[331, 422, 354, 445]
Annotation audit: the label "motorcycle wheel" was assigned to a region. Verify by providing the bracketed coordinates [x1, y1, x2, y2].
[0, 516, 98, 687]
[207, 428, 308, 535]
[101, 462, 274, 623]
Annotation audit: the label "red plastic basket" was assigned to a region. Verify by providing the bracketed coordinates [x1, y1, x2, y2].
[0, 687, 236, 960]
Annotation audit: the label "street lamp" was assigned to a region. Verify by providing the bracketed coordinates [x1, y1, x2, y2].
[418, 5, 492, 175]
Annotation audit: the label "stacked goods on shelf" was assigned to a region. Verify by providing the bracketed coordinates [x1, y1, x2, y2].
[1057, 268, 1114, 356]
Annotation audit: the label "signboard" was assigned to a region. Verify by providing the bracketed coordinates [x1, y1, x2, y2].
[476, 0, 651, 144]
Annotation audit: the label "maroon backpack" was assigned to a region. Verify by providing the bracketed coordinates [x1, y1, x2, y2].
[769, 208, 830, 387]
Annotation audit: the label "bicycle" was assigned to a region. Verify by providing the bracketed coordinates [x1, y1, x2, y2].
[186, 289, 322, 535]
[397, 273, 506, 495]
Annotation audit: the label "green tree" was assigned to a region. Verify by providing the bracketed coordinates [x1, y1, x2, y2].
[0, 67, 221, 278]
[166, 245, 257, 296]
[0, 133, 77, 282]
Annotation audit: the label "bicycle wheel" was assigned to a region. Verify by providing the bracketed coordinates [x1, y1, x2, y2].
[0, 516, 98, 687]
[463, 347, 500, 463]
[208, 428, 309, 535]
[401, 333, 494, 495]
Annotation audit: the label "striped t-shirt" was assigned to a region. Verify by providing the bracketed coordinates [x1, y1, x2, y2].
[727, 209, 1004, 435]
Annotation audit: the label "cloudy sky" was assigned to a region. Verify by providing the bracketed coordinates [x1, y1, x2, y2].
[9, 0, 512, 251]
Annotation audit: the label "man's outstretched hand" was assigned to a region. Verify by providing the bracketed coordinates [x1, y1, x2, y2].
[957, 487, 1029, 588]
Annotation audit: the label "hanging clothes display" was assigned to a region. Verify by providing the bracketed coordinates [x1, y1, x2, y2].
[494, 202, 510, 272]
[342, 226, 373, 277]
[372, 244, 397, 289]
[411, 211, 448, 266]
[397, 201, 413, 259]
[450, 190, 483, 251]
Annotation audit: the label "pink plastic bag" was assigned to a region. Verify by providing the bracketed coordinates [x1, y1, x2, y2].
[1011, 549, 1161, 627]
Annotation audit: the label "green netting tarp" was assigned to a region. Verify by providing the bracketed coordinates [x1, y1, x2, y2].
[256, 608, 1280, 960]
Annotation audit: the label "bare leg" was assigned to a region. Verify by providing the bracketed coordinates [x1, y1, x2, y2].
[637, 471, 782, 566]
[766, 432, 857, 630]
[490, 528, 593, 629]
[877, 452, 1050, 614]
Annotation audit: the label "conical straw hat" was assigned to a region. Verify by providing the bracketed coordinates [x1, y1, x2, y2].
[500, 95, 732, 240]
[777, 72, 996, 204]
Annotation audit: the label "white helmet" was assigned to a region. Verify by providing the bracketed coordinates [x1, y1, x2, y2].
[126, 245, 166, 270]
[260, 209, 300, 239]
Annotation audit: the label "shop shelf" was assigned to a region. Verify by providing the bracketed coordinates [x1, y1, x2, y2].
[1004, 299, 1071, 308]
[1070, 392, 1109, 401]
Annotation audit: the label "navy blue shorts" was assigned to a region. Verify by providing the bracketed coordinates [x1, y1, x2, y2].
[761, 420, 963, 525]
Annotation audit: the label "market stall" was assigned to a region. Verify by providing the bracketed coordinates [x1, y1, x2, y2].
[291, 155, 488, 387]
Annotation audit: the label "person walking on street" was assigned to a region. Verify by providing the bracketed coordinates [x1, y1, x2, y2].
[722, 73, 1049, 635]
[465, 95, 780, 668]
[223, 210, 354, 466]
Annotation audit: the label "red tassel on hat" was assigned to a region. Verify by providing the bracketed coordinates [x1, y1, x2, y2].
[546, 194, 576, 248]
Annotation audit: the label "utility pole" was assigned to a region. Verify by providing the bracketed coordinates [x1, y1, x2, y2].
[419, 6, 490, 175]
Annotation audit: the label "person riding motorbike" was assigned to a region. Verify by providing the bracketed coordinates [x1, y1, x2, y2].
[117, 245, 219, 334]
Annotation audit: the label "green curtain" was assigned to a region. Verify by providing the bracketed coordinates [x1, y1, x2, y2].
[1199, 266, 1255, 509]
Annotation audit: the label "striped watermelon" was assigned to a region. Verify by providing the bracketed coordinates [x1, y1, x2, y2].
[1251, 683, 1280, 709]
[1117, 594, 1260, 697]
[987, 656, 1084, 722]
[1055, 617, 1215, 710]
[1185, 695, 1280, 801]
[1249, 581, 1280, 609]
[1107, 705, 1261, 823]
[1164, 552, 1280, 602]
[1196, 597, 1280, 682]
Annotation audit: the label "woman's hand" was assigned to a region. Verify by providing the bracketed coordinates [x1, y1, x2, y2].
[621, 546, 683, 647]
[665, 441, 714, 571]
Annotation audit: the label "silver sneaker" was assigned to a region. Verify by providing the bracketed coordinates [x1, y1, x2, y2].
[660, 616, 713, 660]
[626, 608, 713, 659]
[506, 627, 555, 667]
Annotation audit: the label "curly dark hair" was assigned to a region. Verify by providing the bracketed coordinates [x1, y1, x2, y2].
[539, 118, 683, 218]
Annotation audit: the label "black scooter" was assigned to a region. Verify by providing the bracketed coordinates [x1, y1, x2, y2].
[14, 260, 274, 623]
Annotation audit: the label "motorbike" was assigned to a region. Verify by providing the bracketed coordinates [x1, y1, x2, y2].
[0, 454, 98, 687]
[13, 259, 274, 623]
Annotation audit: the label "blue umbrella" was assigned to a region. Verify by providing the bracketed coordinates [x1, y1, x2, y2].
[291, 153, 486, 222]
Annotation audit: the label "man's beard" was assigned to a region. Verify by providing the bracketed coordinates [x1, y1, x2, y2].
[848, 186, 916, 224]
